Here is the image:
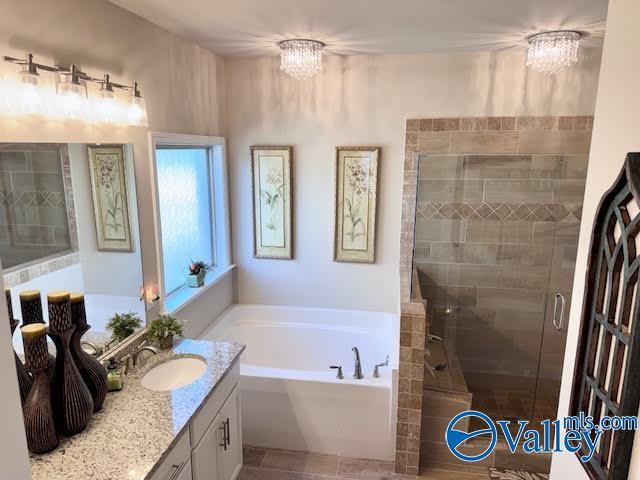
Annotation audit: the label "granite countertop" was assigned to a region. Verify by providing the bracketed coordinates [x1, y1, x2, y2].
[30, 339, 245, 480]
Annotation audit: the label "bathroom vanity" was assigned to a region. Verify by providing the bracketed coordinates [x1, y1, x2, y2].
[29, 339, 245, 480]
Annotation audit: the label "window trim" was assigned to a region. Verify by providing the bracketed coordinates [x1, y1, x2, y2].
[148, 132, 231, 314]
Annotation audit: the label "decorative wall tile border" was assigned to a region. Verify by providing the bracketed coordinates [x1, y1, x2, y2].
[416, 201, 582, 222]
[2, 251, 80, 288]
[0, 191, 66, 207]
[396, 115, 593, 475]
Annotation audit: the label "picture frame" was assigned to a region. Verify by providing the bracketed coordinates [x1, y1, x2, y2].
[87, 145, 133, 252]
[251, 146, 293, 259]
[334, 146, 380, 263]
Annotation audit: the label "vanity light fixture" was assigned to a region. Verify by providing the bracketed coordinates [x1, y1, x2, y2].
[526, 31, 581, 75]
[1, 53, 149, 126]
[278, 39, 325, 80]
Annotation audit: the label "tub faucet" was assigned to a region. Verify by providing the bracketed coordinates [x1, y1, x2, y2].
[352, 347, 363, 379]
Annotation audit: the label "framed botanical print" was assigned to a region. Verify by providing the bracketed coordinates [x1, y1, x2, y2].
[87, 145, 133, 252]
[334, 146, 380, 263]
[251, 146, 293, 259]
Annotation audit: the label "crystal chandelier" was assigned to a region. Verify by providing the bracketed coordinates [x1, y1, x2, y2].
[527, 31, 581, 75]
[279, 39, 325, 80]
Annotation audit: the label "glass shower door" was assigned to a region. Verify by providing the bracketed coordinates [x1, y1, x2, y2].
[533, 154, 589, 421]
[414, 153, 559, 425]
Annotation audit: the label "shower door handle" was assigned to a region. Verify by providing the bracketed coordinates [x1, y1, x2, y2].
[553, 293, 566, 331]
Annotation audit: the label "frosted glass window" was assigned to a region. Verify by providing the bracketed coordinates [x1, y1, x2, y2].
[156, 148, 214, 295]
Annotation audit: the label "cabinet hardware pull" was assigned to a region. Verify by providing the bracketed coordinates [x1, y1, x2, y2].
[219, 421, 228, 450]
[168, 461, 185, 480]
[226, 417, 231, 446]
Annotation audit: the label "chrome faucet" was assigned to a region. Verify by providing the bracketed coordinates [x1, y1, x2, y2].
[352, 347, 363, 379]
[133, 344, 160, 368]
[123, 344, 160, 373]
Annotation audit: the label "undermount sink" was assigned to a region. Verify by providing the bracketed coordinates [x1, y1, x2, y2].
[141, 357, 207, 391]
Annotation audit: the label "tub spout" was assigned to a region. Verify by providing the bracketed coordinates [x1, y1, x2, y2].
[352, 347, 363, 379]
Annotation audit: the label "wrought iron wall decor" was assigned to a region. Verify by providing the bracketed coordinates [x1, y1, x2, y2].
[569, 153, 640, 480]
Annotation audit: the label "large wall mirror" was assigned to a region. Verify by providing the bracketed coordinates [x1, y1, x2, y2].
[2, 143, 145, 357]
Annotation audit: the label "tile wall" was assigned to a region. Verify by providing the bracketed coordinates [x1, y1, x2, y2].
[0, 144, 78, 276]
[398, 116, 592, 474]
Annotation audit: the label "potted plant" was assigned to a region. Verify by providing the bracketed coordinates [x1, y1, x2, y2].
[106, 312, 142, 342]
[187, 260, 211, 288]
[147, 314, 184, 349]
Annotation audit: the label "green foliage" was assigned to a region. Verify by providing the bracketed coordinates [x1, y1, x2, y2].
[106, 312, 142, 341]
[148, 314, 184, 344]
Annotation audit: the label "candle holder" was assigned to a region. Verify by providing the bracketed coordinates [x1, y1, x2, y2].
[69, 293, 107, 411]
[6, 289, 32, 404]
[21, 323, 58, 454]
[47, 290, 94, 435]
[18, 290, 55, 378]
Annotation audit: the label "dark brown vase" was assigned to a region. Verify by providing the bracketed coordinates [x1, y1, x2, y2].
[47, 290, 94, 435]
[6, 290, 32, 404]
[19, 290, 55, 378]
[21, 323, 58, 454]
[69, 293, 107, 412]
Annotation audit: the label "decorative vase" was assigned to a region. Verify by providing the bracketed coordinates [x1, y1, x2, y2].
[19, 290, 55, 378]
[69, 293, 107, 412]
[6, 290, 32, 404]
[47, 290, 94, 435]
[21, 323, 58, 454]
[186, 270, 205, 288]
[159, 335, 174, 350]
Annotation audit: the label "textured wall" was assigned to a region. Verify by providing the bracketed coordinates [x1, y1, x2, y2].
[225, 51, 602, 313]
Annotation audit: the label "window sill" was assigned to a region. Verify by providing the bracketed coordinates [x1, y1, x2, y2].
[164, 264, 235, 315]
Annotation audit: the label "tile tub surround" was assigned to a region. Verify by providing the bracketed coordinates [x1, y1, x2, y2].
[29, 339, 245, 480]
[397, 116, 592, 474]
[240, 446, 491, 479]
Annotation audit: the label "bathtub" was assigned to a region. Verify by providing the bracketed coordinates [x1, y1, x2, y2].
[201, 304, 398, 460]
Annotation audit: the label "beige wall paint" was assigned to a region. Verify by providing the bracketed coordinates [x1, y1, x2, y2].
[0, 1, 229, 475]
[0, 0, 230, 333]
[225, 50, 602, 313]
[551, 0, 640, 478]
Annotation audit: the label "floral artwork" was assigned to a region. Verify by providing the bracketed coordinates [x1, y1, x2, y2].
[334, 147, 380, 263]
[88, 146, 133, 252]
[251, 146, 293, 259]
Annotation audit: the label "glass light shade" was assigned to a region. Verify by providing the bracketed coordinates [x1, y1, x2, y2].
[95, 88, 124, 125]
[17, 68, 46, 116]
[279, 39, 324, 80]
[0, 75, 18, 116]
[527, 31, 581, 75]
[58, 79, 88, 120]
[127, 94, 148, 127]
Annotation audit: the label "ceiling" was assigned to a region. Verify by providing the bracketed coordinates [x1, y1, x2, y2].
[108, 0, 608, 57]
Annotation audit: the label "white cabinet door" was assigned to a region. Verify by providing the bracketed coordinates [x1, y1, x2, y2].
[175, 460, 193, 480]
[219, 387, 242, 480]
[192, 412, 221, 480]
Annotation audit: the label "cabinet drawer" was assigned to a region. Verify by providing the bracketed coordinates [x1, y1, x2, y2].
[149, 430, 191, 480]
[190, 361, 240, 447]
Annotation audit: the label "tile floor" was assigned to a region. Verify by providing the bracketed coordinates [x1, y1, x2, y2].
[239, 447, 491, 480]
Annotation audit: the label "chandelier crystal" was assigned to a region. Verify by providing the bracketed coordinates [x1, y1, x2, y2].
[527, 31, 581, 75]
[279, 39, 325, 80]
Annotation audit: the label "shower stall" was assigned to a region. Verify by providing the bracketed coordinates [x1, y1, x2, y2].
[412, 152, 588, 430]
